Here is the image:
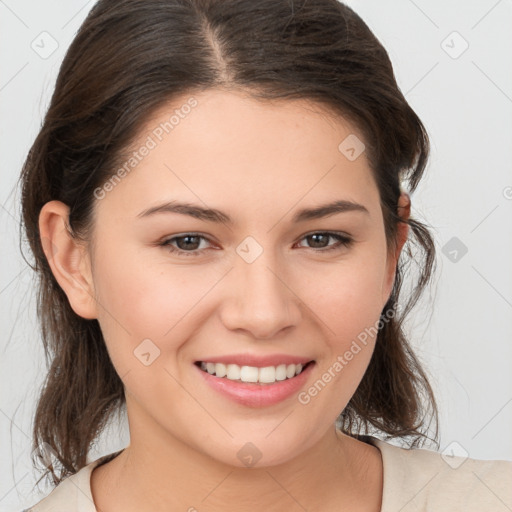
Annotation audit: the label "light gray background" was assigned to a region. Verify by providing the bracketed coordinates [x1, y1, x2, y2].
[1, 0, 511, 510]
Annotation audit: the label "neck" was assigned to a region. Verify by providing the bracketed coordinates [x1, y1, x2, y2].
[91, 409, 382, 512]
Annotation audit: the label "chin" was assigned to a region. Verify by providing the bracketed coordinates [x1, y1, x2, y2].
[198, 431, 313, 469]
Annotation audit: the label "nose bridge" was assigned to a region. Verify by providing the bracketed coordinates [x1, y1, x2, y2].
[220, 236, 301, 338]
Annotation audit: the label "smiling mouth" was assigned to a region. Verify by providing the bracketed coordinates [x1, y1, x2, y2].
[194, 360, 315, 385]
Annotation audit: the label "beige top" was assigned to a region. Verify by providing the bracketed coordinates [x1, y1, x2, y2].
[25, 435, 512, 511]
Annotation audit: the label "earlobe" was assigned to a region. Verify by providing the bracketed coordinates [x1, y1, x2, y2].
[381, 192, 411, 307]
[395, 192, 411, 259]
[38, 200, 98, 320]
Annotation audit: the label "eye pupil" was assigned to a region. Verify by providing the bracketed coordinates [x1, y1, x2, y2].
[177, 235, 200, 250]
[308, 233, 329, 248]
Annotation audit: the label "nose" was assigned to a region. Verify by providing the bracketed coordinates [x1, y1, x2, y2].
[219, 251, 302, 340]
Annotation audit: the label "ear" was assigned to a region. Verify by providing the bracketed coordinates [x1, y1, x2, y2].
[38, 200, 98, 319]
[381, 192, 411, 307]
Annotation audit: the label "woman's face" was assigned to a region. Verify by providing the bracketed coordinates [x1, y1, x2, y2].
[54, 89, 407, 467]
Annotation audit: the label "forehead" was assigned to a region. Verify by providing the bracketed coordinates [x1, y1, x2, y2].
[94, 88, 380, 223]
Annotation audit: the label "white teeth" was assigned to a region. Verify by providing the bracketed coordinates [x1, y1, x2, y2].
[259, 366, 276, 383]
[275, 364, 287, 381]
[198, 361, 309, 383]
[226, 364, 241, 380]
[215, 362, 227, 378]
[240, 366, 259, 382]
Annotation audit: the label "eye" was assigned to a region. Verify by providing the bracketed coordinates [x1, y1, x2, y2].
[158, 231, 353, 257]
[159, 233, 211, 257]
[296, 232, 354, 252]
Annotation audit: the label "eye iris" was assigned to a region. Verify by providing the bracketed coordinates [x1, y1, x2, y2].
[177, 235, 200, 250]
[308, 233, 329, 248]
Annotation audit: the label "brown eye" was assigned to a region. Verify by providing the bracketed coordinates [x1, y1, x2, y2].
[160, 233, 211, 257]
[297, 232, 353, 252]
[158, 231, 353, 258]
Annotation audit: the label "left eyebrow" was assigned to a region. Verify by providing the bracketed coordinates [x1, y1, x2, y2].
[136, 199, 369, 224]
[291, 199, 369, 222]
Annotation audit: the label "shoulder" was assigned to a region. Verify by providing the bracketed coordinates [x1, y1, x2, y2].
[367, 436, 512, 512]
[24, 451, 121, 512]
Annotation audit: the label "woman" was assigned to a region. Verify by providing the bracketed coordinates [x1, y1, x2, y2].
[19, 0, 511, 511]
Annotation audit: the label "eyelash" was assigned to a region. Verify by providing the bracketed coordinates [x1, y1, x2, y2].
[158, 231, 354, 257]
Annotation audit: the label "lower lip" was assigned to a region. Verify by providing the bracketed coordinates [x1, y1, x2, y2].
[195, 362, 315, 408]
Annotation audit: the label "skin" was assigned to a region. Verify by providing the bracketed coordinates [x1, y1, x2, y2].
[39, 88, 411, 512]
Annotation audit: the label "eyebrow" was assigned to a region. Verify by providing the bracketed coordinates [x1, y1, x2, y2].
[136, 199, 369, 224]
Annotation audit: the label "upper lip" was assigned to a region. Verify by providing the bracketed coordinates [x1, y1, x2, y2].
[195, 354, 314, 367]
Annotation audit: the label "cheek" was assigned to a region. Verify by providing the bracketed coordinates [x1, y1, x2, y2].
[301, 251, 388, 344]
[91, 246, 222, 368]
[297, 251, 388, 402]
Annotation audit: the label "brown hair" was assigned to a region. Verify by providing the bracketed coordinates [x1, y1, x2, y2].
[19, 0, 439, 487]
